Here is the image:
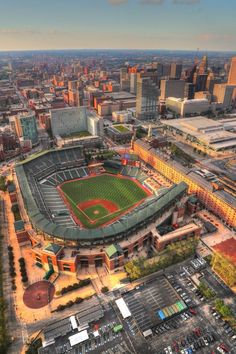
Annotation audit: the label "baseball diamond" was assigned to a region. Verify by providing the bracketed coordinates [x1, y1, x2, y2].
[58, 174, 150, 228]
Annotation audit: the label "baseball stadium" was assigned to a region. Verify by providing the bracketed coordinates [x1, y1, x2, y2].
[15, 145, 188, 272]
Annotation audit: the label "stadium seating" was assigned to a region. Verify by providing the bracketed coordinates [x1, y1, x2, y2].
[120, 166, 147, 183]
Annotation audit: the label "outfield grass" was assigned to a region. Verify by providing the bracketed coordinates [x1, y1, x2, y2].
[60, 174, 148, 228]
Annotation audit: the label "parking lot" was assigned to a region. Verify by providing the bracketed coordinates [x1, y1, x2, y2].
[37, 257, 236, 354]
[39, 301, 134, 354]
[144, 260, 236, 354]
[123, 276, 181, 332]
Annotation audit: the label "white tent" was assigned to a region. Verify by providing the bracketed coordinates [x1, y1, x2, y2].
[68, 330, 89, 347]
[115, 298, 131, 319]
[70, 316, 78, 330]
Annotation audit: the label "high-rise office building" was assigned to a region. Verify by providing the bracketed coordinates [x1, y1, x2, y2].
[198, 55, 208, 75]
[194, 73, 208, 92]
[10, 112, 38, 146]
[152, 62, 163, 76]
[185, 63, 198, 83]
[184, 83, 195, 99]
[162, 64, 171, 77]
[120, 67, 130, 91]
[136, 73, 159, 120]
[50, 107, 103, 138]
[130, 72, 137, 94]
[228, 57, 236, 85]
[170, 63, 182, 79]
[206, 73, 222, 94]
[160, 79, 185, 100]
[213, 84, 236, 108]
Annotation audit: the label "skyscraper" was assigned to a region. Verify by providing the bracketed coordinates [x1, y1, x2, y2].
[193, 73, 208, 92]
[10, 112, 38, 146]
[170, 63, 182, 79]
[130, 72, 137, 94]
[160, 79, 185, 100]
[136, 73, 159, 121]
[228, 57, 236, 85]
[198, 55, 208, 75]
[120, 67, 130, 91]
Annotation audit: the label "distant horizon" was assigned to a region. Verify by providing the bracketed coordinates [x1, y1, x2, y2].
[0, 48, 236, 54]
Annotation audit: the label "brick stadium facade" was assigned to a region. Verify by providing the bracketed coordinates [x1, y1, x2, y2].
[133, 139, 236, 228]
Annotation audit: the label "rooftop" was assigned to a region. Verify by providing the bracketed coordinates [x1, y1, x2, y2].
[106, 91, 136, 100]
[180, 117, 222, 132]
[161, 117, 236, 151]
[105, 243, 123, 259]
[135, 139, 236, 208]
[44, 243, 62, 255]
[14, 220, 24, 232]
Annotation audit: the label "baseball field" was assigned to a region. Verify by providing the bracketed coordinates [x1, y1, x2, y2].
[59, 174, 149, 228]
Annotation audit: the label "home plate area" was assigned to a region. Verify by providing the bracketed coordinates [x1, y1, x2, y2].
[78, 199, 119, 221]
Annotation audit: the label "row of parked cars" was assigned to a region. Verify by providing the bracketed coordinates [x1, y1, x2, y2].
[190, 258, 206, 270]
[160, 327, 218, 354]
[167, 274, 194, 305]
[211, 307, 236, 343]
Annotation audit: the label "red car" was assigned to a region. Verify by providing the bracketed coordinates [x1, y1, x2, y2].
[189, 308, 197, 315]
[193, 328, 201, 337]
[219, 343, 229, 353]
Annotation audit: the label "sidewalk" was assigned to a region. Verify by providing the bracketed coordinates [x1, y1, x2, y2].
[0, 193, 24, 354]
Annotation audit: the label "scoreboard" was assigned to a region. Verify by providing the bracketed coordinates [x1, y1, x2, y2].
[121, 153, 141, 167]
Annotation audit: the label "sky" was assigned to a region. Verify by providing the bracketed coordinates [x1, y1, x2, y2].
[0, 0, 235, 51]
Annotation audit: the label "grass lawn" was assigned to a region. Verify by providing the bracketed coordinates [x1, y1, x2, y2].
[60, 174, 148, 228]
[61, 131, 91, 138]
[113, 125, 130, 133]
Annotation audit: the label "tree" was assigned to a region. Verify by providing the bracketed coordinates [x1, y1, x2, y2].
[0, 177, 6, 192]
[214, 298, 233, 318]
[21, 275, 28, 283]
[56, 304, 65, 312]
[11, 204, 19, 214]
[212, 253, 236, 287]
[101, 286, 109, 293]
[18, 257, 25, 265]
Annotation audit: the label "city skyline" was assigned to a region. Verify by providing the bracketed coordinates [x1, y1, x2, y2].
[0, 0, 236, 51]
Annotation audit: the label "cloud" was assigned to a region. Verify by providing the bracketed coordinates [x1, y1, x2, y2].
[0, 29, 39, 35]
[140, 0, 164, 4]
[107, 0, 200, 5]
[107, 0, 128, 5]
[196, 32, 236, 42]
[173, 0, 200, 4]
[0, 28, 67, 36]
